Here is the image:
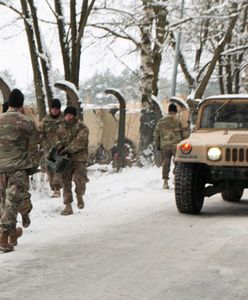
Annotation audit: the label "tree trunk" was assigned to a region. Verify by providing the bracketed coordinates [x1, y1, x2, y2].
[71, 0, 96, 88]
[225, 56, 233, 94]
[152, 3, 168, 96]
[27, 0, 54, 109]
[194, 11, 238, 99]
[169, 31, 195, 89]
[218, 58, 225, 94]
[194, 2, 210, 71]
[138, 1, 156, 160]
[70, 0, 78, 87]
[54, 0, 71, 81]
[20, 0, 46, 120]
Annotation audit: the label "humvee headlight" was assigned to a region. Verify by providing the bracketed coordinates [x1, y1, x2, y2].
[207, 147, 222, 161]
[180, 143, 192, 154]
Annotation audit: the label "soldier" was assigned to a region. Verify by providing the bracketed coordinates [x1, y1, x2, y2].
[154, 103, 184, 189]
[0, 89, 38, 252]
[57, 106, 89, 216]
[1, 101, 32, 229]
[40, 99, 63, 198]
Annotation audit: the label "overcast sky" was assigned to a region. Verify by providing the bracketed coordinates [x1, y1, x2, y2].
[0, 2, 141, 91]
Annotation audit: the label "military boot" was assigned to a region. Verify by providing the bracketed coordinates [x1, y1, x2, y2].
[163, 179, 169, 189]
[21, 212, 31, 228]
[77, 197, 84, 209]
[19, 200, 32, 228]
[60, 204, 73, 216]
[9, 227, 23, 247]
[0, 231, 14, 252]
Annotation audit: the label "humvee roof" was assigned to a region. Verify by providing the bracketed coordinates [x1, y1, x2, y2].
[205, 94, 248, 100]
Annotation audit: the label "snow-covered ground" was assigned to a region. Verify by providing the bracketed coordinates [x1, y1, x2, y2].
[2, 164, 170, 259]
[2, 165, 248, 300]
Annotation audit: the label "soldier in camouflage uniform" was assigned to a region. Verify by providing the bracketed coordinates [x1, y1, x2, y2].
[40, 99, 63, 198]
[154, 103, 184, 189]
[57, 106, 89, 215]
[1, 102, 33, 228]
[0, 89, 38, 252]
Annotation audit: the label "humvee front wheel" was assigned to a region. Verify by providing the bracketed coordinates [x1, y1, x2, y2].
[221, 188, 243, 202]
[175, 163, 205, 214]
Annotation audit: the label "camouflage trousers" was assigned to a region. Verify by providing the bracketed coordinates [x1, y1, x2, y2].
[0, 177, 31, 219]
[61, 162, 89, 205]
[0, 170, 30, 233]
[161, 145, 177, 180]
[47, 168, 62, 191]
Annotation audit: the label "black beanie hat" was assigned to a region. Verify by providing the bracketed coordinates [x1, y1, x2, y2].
[8, 89, 24, 108]
[51, 98, 61, 109]
[64, 106, 77, 117]
[168, 103, 177, 113]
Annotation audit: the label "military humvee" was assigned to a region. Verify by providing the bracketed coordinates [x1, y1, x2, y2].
[175, 94, 248, 214]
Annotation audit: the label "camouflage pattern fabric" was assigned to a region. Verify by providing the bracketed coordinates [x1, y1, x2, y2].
[0, 171, 28, 233]
[47, 169, 62, 191]
[0, 111, 37, 173]
[57, 118, 89, 162]
[0, 109, 37, 233]
[39, 114, 63, 153]
[62, 162, 89, 204]
[161, 145, 176, 180]
[0, 174, 31, 223]
[40, 114, 63, 189]
[18, 176, 32, 217]
[154, 113, 183, 150]
[57, 118, 89, 202]
[154, 113, 183, 180]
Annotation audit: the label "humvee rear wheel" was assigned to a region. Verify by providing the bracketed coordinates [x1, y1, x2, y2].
[175, 163, 205, 214]
[221, 188, 243, 202]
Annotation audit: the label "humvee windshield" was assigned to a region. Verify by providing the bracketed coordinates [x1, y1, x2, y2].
[200, 101, 248, 129]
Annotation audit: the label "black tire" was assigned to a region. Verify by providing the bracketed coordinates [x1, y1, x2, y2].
[221, 188, 243, 202]
[175, 163, 205, 214]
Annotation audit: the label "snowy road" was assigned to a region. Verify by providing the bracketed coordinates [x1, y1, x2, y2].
[1, 166, 248, 300]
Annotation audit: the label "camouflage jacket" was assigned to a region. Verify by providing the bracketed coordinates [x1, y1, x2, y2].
[39, 114, 63, 153]
[0, 109, 38, 173]
[57, 118, 89, 162]
[154, 113, 183, 149]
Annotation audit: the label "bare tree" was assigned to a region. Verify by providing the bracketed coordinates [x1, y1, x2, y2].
[20, 0, 47, 119]
[53, 0, 96, 106]
[0, 0, 96, 117]
[27, 0, 54, 109]
[218, 4, 248, 94]
[0, 1, 50, 119]
[168, 0, 247, 98]
[91, 0, 167, 157]
[194, 5, 239, 98]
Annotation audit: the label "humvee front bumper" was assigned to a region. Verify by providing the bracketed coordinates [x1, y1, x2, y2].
[210, 166, 248, 181]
